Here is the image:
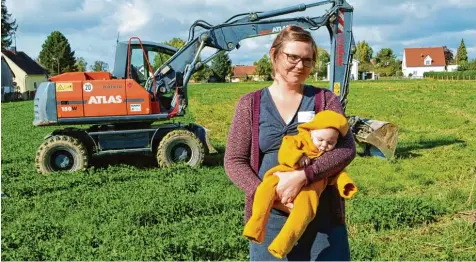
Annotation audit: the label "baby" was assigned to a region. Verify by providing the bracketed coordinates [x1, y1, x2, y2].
[298, 126, 341, 167]
[243, 110, 357, 259]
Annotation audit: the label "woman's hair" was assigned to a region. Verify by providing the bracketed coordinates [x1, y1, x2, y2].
[270, 25, 318, 76]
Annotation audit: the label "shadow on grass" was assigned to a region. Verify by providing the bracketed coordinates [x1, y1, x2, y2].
[87, 145, 226, 170]
[203, 145, 225, 167]
[89, 152, 158, 170]
[395, 138, 466, 159]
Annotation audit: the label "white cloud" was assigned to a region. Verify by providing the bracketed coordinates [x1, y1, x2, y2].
[80, 0, 112, 15]
[402, 29, 476, 46]
[5, 0, 476, 71]
[115, 0, 152, 34]
[448, 0, 476, 8]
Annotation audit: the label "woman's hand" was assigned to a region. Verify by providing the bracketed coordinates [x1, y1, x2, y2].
[274, 169, 307, 205]
[298, 156, 311, 167]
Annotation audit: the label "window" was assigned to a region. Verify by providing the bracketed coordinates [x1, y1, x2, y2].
[413, 71, 418, 76]
[129, 47, 174, 86]
[130, 48, 146, 83]
[151, 50, 171, 72]
[34, 82, 37, 89]
[424, 55, 432, 66]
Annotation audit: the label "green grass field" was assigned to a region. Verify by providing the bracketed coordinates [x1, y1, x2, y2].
[2, 80, 476, 260]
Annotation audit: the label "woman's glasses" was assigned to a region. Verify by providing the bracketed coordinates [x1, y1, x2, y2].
[282, 52, 314, 68]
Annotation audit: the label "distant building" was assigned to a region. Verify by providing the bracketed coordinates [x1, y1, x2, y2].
[447, 64, 459, 72]
[326, 59, 359, 80]
[402, 47, 446, 78]
[1, 56, 15, 101]
[1, 49, 48, 100]
[231, 65, 261, 82]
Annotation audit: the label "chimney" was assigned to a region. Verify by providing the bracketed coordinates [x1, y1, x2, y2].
[9, 46, 16, 53]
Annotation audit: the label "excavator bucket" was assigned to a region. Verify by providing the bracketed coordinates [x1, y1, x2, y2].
[348, 116, 399, 159]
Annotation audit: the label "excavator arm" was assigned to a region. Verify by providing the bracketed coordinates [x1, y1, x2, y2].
[148, 0, 398, 159]
[149, 0, 354, 114]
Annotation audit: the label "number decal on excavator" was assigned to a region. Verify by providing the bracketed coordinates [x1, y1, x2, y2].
[83, 83, 93, 92]
[61, 106, 77, 112]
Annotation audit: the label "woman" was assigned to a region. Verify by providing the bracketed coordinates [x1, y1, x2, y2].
[224, 26, 356, 261]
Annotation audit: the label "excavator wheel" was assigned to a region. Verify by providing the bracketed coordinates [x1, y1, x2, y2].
[35, 135, 89, 174]
[156, 130, 204, 168]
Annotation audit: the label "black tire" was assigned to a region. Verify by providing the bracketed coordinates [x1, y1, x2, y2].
[156, 130, 204, 168]
[35, 135, 89, 174]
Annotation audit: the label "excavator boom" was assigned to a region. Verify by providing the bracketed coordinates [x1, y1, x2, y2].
[150, 0, 398, 158]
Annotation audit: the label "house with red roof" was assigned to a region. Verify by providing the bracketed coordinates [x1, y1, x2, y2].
[231, 65, 261, 82]
[402, 47, 446, 78]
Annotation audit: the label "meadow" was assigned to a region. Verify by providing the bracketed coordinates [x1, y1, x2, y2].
[1, 80, 475, 260]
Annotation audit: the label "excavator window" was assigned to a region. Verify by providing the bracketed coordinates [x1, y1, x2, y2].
[152, 52, 172, 72]
[128, 45, 173, 88]
[130, 48, 147, 86]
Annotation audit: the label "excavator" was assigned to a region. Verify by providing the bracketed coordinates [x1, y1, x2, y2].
[33, 0, 398, 173]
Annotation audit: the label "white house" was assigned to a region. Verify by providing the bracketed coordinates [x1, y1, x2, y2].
[326, 59, 359, 80]
[402, 47, 446, 78]
[1, 49, 47, 100]
[1, 56, 15, 101]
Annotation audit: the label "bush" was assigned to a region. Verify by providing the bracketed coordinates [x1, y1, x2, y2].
[457, 59, 476, 71]
[424, 70, 476, 79]
[348, 196, 447, 231]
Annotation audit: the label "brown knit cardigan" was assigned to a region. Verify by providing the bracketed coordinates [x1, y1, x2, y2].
[224, 87, 356, 225]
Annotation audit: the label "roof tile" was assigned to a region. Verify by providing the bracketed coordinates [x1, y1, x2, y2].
[404, 47, 446, 67]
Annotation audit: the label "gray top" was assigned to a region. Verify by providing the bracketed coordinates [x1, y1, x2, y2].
[258, 85, 316, 180]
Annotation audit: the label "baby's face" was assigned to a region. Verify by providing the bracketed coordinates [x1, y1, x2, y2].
[310, 128, 339, 152]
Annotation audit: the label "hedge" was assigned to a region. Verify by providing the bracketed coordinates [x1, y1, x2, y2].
[424, 70, 476, 79]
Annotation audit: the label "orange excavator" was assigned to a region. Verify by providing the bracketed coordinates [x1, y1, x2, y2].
[33, 0, 398, 173]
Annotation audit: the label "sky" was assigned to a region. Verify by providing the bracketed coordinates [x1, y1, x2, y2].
[6, 0, 476, 71]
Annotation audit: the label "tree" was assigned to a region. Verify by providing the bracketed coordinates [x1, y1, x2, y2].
[455, 39, 468, 64]
[318, 48, 330, 74]
[457, 59, 476, 71]
[90, 60, 108, 72]
[374, 48, 395, 67]
[153, 37, 186, 70]
[393, 58, 402, 75]
[75, 57, 87, 72]
[38, 31, 77, 75]
[192, 63, 213, 82]
[164, 38, 186, 49]
[211, 51, 232, 82]
[355, 41, 373, 63]
[355, 41, 373, 73]
[443, 46, 454, 65]
[1, 0, 17, 48]
[373, 48, 398, 76]
[310, 48, 330, 79]
[253, 55, 273, 80]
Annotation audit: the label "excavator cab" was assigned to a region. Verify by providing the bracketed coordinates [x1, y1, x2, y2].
[112, 39, 178, 112]
[112, 39, 177, 84]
